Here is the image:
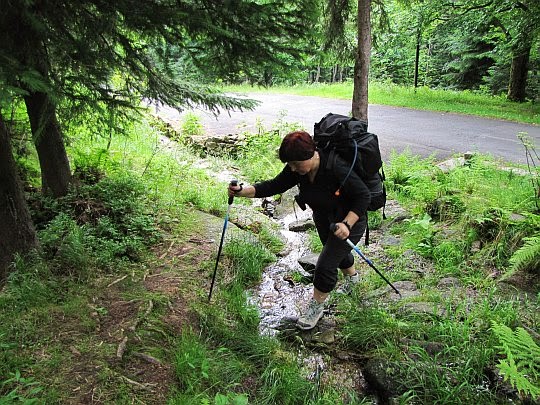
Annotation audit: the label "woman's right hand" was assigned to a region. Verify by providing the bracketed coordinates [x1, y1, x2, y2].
[228, 183, 243, 197]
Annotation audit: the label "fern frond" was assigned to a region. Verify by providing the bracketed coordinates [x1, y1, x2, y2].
[491, 321, 540, 400]
[509, 235, 540, 273]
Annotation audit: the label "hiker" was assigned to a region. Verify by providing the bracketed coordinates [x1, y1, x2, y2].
[228, 130, 371, 330]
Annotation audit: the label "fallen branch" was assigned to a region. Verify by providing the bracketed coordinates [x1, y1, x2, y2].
[133, 352, 163, 366]
[129, 300, 153, 332]
[120, 375, 156, 392]
[159, 241, 175, 259]
[107, 275, 127, 288]
[116, 336, 128, 359]
[117, 300, 154, 360]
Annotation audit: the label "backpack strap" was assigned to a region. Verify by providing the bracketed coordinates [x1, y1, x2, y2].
[325, 142, 358, 197]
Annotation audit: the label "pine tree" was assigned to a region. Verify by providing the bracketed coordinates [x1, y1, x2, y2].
[0, 0, 317, 196]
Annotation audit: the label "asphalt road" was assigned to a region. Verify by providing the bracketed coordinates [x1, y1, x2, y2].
[154, 93, 540, 165]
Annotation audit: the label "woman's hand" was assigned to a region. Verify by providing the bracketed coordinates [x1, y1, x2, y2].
[228, 183, 243, 197]
[228, 183, 256, 198]
[333, 222, 350, 240]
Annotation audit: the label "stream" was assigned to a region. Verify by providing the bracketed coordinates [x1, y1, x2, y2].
[253, 208, 312, 336]
[246, 199, 374, 402]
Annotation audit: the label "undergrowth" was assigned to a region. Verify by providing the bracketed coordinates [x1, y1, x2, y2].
[2, 110, 539, 404]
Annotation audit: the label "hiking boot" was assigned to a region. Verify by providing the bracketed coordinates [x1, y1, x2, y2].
[297, 299, 325, 330]
[337, 272, 360, 295]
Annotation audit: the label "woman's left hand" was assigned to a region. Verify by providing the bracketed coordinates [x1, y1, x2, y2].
[333, 222, 350, 240]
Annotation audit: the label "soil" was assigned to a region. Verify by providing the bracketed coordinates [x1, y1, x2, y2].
[54, 231, 213, 404]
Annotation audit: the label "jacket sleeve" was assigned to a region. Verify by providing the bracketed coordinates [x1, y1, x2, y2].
[332, 155, 371, 216]
[253, 165, 298, 198]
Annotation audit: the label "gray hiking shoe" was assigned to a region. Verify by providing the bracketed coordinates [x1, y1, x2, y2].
[297, 299, 325, 330]
[337, 272, 360, 294]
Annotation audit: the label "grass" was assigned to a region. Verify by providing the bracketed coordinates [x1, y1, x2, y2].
[2, 106, 539, 404]
[223, 82, 540, 125]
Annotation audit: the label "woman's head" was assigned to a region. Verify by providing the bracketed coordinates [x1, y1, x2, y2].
[278, 131, 316, 163]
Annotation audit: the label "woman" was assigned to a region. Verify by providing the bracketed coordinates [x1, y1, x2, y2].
[228, 130, 371, 330]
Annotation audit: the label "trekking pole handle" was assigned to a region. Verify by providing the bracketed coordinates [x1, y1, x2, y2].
[330, 222, 348, 234]
[228, 180, 238, 205]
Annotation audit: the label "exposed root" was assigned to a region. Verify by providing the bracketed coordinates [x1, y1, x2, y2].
[107, 275, 128, 288]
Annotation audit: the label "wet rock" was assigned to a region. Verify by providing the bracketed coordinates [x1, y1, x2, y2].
[363, 357, 407, 400]
[298, 253, 318, 273]
[289, 218, 316, 232]
[275, 316, 298, 332]
[261, 197, 279, 218]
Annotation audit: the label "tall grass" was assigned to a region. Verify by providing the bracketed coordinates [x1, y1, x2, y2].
[188, 236, 322, 404]
[223, 82, 540, 124]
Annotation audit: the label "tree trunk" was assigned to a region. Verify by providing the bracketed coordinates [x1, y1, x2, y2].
[315, 65, 321, 83]
[414, 30, 421, 89]
[352, 0, 371, 121]
[15, 11, 72, 198]
[0, 116, 37, 285]
[24, 91, 72, 197]
[507, 45, 530, 102]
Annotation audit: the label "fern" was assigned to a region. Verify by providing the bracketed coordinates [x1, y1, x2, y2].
[509, 235, 540, 273]
[491, 321, 540, 400]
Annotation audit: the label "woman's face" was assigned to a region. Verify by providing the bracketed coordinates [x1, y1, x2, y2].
[288, 158, 312, 175]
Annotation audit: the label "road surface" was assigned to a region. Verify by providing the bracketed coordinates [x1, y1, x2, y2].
[153, 93, 540, 165]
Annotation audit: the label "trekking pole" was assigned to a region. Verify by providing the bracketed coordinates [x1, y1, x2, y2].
[330, 223, 401, 296]
[208, 180, 238, 302]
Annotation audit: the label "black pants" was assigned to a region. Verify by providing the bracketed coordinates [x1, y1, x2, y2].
[312, 212, 367, 293]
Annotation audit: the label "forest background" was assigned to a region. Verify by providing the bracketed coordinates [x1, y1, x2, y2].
[0, 0, 539, 403]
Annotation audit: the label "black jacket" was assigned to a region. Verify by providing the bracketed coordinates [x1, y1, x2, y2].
[253, 150, 371, 220]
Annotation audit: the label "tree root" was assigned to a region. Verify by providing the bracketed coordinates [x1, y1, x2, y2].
[116, 300, 154, 360]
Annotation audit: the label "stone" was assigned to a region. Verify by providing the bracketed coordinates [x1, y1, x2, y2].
[298, 253, 319, 273]
[289, 219, 316, 232]
[367, 280, 419, 301]
[437, 277, 461, 289]
[381, 235, 401, 247]
[400, 338, 445, 357]
[470, 240, 482, 253]
[509, 213, 526, 222]
[383, 200, 410, 222]
[436, 156, 466, 173]
[400, 301, 446, 317]
[363, 357, 407, 399]
[312, 328, 336, 345]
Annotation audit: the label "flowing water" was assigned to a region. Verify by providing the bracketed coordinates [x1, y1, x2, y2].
[247, 202, 374, 402]
[252, 208, 313, 336]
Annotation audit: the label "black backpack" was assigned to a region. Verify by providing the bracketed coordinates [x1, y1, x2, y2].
[313, 113, 386, 244]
